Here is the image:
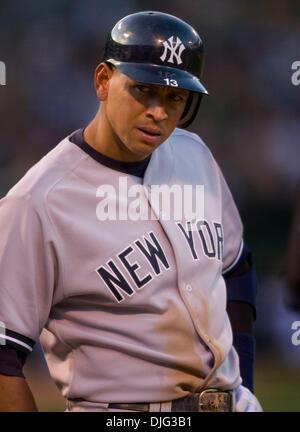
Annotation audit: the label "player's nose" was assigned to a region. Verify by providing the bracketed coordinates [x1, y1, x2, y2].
[146, 102, 168, 123]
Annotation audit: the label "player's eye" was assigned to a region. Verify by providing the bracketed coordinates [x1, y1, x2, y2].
[169, 93, 184, 102]
[135, 85, 151, 93]
[168, 90, 188, 102]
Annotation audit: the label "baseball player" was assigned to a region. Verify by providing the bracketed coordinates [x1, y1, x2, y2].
[0, 11, 262, 412]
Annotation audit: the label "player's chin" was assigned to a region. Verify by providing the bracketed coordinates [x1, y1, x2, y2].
[136, 139, 164, 157]
[135, 128, 166, 147]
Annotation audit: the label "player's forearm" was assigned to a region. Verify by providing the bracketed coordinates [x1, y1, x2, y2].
[0, 374, 38, 412]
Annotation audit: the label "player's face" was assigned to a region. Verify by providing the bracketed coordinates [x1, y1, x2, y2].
[98, 65, 189, 162]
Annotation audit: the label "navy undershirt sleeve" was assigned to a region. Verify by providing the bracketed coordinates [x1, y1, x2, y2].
[224, 245, 258, 393]
[232, 333, 256, 393]
[224, 245, 257, 319]
[0, 346, 27, 378]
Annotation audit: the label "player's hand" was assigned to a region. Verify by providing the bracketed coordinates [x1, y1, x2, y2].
[234, 385, 263, 412]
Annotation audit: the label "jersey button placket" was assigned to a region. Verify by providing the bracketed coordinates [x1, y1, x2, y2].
[185, 283, 192, 292]
[203, 333, 211, 344]
[183, 285, 213, 345]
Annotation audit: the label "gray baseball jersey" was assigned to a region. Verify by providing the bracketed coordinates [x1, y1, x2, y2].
[0, 127, 243, 411]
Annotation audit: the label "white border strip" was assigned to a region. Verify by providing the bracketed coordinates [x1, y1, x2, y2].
[222, 238, 244, 275]
[0, 335, 33, 352]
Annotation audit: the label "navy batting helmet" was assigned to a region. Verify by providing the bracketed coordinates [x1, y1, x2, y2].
[102, 11, 209, 128]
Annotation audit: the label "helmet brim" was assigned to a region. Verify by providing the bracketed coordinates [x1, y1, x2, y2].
[107, 60, 209, 95]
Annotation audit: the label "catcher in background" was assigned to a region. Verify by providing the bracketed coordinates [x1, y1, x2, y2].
[0, 11, 262, 412]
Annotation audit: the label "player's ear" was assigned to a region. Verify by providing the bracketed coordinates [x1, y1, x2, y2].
[94, 62, 113, 101]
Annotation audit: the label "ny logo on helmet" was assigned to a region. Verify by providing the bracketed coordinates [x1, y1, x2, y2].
[160, 36, 186, 65]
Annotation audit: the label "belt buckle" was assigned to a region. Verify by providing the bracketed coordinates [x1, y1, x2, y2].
[198, 389, 234, 412]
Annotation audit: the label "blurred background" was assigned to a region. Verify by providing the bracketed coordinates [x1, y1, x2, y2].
[1, 0, 300, 411]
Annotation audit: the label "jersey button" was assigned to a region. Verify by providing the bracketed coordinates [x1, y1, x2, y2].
[203, 333, 211, 343]
[185, 284, 192, 292]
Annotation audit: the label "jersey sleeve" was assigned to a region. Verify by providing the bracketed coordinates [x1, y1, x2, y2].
[0, 193, 56, 353]
[216, 164, 244, 273]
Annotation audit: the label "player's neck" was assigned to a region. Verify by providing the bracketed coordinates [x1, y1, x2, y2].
[83, 114, 150, 163]
[84, 115, 113, 158]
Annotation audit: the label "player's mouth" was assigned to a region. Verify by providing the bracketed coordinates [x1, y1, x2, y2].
[136, 127, 162, 143]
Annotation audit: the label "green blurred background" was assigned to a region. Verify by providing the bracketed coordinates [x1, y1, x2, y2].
[1, 0, 300, 411]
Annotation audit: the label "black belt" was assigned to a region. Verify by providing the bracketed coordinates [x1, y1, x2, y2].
[108, 389, 234, 412]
